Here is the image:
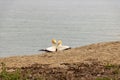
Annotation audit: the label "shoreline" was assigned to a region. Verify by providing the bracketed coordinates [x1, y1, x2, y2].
[0, 41, 120, 68]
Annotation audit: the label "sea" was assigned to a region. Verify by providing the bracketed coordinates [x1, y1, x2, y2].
[0, 0, 120, 57]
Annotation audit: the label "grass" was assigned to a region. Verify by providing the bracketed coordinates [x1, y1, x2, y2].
[0, 62, 43, 80]
[95, 63, 120, 80]
[0, 61, 120, 80]
[104, 63, 117, 69]
[0, 62, 20, 80]
[104, 63, 120, 74]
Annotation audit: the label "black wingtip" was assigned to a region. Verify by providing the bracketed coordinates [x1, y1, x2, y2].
[38, 49, 52, 52]
[64, 47, 72, 50]
[39, 49, 48, 51]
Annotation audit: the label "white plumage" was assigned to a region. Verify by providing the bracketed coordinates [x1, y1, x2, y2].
[39, 39, 71, 52]
[39, 39, 57, 52]
[57, 40, 71, 51]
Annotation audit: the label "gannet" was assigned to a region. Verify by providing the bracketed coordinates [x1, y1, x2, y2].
[57, 40, 71, 51]
[39, 39, 57, 52]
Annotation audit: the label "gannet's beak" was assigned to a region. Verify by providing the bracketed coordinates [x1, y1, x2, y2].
[51, 39, 57, 44]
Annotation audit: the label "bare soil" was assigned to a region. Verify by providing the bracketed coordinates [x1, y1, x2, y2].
[14, 59, 120, 80]
[0, 41, 120, 80]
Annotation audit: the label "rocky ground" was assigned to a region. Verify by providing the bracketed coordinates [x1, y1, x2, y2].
[2, 59, 120, 80]
[0, 41, 120, 80]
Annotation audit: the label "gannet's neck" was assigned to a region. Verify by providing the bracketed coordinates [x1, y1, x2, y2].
[58, 44, 62, 46]
[57, 44, 62, 48]
[52, 44, 56, 47]
[57, 40, 62, 47]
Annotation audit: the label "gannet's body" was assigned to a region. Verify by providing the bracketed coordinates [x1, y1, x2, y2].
[57, 40, 71, 51]
[39, 39, 57, 52]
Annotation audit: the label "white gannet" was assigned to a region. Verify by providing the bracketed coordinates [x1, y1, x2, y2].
[39, 39, 57, 52]
[57, 40, 71, 51]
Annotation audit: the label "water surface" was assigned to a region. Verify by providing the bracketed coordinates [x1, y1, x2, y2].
[0, 0, 120, 57]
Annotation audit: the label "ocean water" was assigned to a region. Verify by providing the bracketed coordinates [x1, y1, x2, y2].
[0, 0, 120, 57]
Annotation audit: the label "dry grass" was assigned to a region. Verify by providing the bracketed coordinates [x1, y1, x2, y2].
[0, 41, 120, 69]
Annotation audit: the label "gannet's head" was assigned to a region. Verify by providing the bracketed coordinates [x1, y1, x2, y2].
[51, 39, 57, 44]
[58, 40, 62, 46]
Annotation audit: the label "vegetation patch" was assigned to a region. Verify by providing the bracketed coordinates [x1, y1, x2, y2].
[1, 60, 120, 80]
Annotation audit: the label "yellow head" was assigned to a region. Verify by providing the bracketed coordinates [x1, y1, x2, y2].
[51, 39, 57, 44]
[58, 40, 62, 46]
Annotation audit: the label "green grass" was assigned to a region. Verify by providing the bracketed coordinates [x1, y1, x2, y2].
[1, 62, 120, 80]
[0, 62, 20, 80]
[104, 63, 116, 69]
[104, 63, 120, 74]
[96, 63, 120, 80]
[0, 62, 43, 80]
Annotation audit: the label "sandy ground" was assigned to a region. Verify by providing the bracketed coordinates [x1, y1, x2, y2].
[0, 41, 120, 69]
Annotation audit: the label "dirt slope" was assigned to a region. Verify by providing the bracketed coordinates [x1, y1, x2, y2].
[0, 41, 120, 68]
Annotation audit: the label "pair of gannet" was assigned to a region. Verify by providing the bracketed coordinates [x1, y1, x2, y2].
[40, 39, 71, 52]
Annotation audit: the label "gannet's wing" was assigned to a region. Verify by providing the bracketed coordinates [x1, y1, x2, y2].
[39, 46, 56, 52]
[39, 49, 52, 52]
[46, 46, 56, 52]
[57, 45, 71, 51]
[63, 46, 71, 50]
